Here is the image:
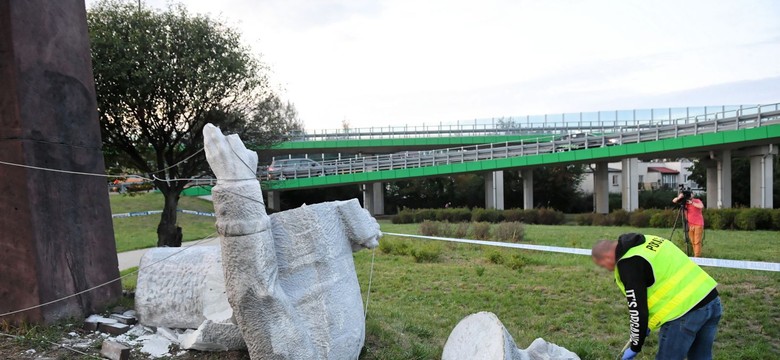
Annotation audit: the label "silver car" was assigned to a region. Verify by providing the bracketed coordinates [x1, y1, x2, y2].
[267, 158, 331, 179]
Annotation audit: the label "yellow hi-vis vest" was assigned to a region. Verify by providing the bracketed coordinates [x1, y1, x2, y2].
[614, 235, 717, 330]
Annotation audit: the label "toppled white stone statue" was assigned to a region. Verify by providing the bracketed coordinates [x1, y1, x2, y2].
[442, 312, 580, 360]
[135, 125, 381, 357]
[136, 246, 231, 330]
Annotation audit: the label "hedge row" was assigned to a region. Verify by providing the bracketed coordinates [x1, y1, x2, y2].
[575, 208, 780, 231]
[392, 207, 566, 225]
[418, 220, 526, 242]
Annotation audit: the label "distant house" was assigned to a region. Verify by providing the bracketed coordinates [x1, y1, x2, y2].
[579, 159, 700, 194]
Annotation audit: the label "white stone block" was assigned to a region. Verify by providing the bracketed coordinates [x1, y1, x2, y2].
[442, 312, 579, 360]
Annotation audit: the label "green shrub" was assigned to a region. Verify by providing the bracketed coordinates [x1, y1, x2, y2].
[493, 222, 525, 242]
[419, 220, 441, 236]
[415, 209, 438, 222]
[452, 222, 470, 238]
[706, 208, 738, 230]
[472, 222, 492, 240]
[472, 208, 503, 223]
[522, 209, 539, 224]
[486, 250, 505, 264]
[649, 209, 676, 228]
[537, 208, 565, 225]
[638, 190, 680, 209]
[575, 213, 594, 226]
[506, 253, 527, 271]
[592, 213, 609, 226]
[475, 265, 485, 277]
[438, 222, 454, 238]
[411, 243, 442, 263]
[734, 208, 772, 230]
[434, 209, 449, 222]
[607, 209, 630, 226]
[772, 209, 780, 230]
[754, 209, 773, 230]
[629, 210, 652, 228]
[392, 209, 415, 224]
[450, 208, 472, 222]
[734, 210, 756, 231]
[502, 209, 524, 222]
[379, 239, 412, 256]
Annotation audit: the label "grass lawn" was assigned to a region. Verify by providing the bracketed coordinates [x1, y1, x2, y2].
[109, 201, 779, 359]
[350, 221, 780, 359]
[110, 192, 216, 252]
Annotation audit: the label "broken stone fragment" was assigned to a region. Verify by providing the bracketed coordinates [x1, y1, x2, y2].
[135, 245, 231, 329]
[110, 314, 137, 325]
[179, 320, 246, 351]
[84, 315, 117, 331]
[99, 322, 130, 336]
[100, 340, 130, 360]
[442, 312, 580, 360]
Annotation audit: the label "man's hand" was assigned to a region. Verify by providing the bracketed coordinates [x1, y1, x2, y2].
[672, 193, 683, 203]
[622, 348, 638, 360]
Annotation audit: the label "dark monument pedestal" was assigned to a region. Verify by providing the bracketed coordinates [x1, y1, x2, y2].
[0, 0, 121, 324]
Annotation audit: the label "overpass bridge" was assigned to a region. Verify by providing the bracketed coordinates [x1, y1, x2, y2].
[268, 105, 759, 156]
[260, 104, 780, 215]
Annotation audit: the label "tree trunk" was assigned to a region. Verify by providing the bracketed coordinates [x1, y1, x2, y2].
[157, 189, 183, 247]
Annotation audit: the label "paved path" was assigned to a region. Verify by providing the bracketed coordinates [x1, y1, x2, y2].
[117, 237, 219, 271]
[116, 194, 216, 271]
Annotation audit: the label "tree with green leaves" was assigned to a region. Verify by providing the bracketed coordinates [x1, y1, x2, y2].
[88, 0, 302, 246]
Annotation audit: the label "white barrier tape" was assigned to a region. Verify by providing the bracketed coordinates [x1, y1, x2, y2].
[384, 232, 780, 272]
[179, 209, 217, 217]
[112, 209, 215, 218]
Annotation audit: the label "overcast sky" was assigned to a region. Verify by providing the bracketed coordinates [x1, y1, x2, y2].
[86, 0, 780, 130]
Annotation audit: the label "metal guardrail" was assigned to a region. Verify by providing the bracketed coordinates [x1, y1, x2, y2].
[288, 104, 767, 141]
[260, 104, 780, 181]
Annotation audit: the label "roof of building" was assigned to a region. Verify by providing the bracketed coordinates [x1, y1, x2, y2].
[647, 166, 679, 174]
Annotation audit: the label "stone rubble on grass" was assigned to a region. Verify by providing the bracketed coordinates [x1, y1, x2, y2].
[442, 312, 580, 360]
[74, 311, 192, 359]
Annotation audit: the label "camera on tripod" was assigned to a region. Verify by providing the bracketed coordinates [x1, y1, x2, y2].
[678, 184, 693, 202]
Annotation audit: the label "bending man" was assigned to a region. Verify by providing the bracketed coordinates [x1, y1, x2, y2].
[592, 233, 721, 360]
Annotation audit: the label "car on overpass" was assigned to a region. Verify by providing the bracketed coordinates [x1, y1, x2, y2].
[555, 132, 620, 152]
[266, 158, 335, 180]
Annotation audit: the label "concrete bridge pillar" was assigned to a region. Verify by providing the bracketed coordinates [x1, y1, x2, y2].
[266, 191, 281, 211]
[362, 183, 385, 215]
[593, 162, 609, 214]
[747, 145, 777, 208]
[621, 158, 639, 211]
[485, 171, 505, 210]
[703, 150, 732, 208]
[520, 169, 533, 210]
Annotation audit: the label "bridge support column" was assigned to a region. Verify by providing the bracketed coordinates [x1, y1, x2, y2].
[362, 183, 385, 215]
[485, 171, 505, 210]
[748, 145, 777, 208]
[593, 162, 609, 214]
[621, 158, 639, 212]
[520, 169, 533, 210]
[703, 150, 732, 208]
[266, 191, 281, 212]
